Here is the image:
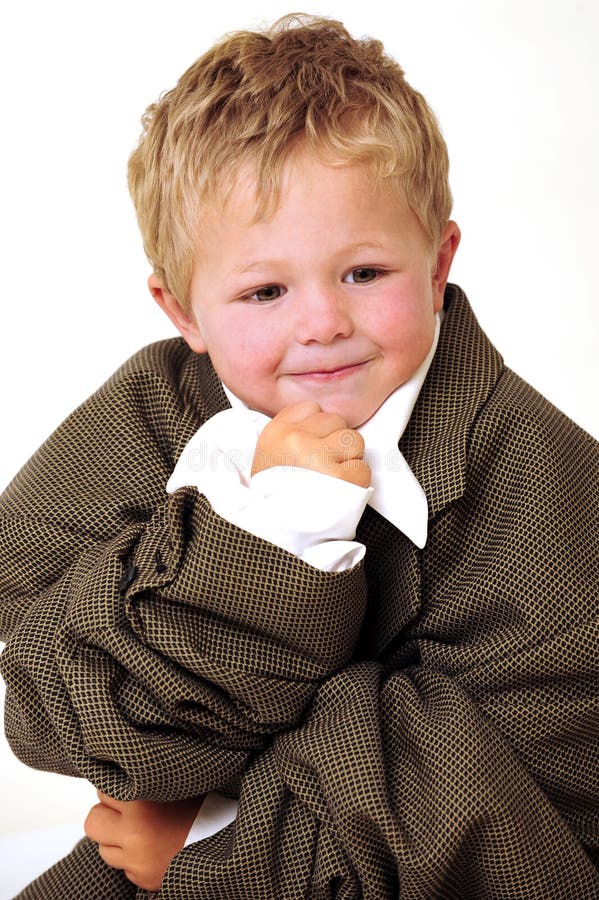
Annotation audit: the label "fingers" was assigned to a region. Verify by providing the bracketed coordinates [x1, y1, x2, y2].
[272, 400, 323, 423]
[274, 403, 348, 439]
[335, 457, 371, 489]
[96, 790, 125, 810]
[322, 427, 365, 461]
[85, 796, 205, 893]
[85, 801, 121, 847]
[85, 800, 140, 880]
[98, 844, 126, 870]
[253, 401, 371, 487]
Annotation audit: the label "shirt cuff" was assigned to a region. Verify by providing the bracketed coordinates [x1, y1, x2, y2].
[211, 466, 372, 572]
[184, 792, 239, 846]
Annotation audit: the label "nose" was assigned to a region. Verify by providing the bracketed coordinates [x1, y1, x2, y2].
[295, 287, 354, 344]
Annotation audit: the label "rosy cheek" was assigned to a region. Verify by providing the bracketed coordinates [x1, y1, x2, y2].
[372, 294, 422, 336]
[229, 319, 279, 370]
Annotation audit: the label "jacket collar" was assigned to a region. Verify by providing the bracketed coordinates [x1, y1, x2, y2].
[176, 347, 231, 454]
[400, 283, 503, 519]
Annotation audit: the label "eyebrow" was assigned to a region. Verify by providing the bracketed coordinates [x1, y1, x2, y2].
[232, 260, 277, 275]
[232, 241, 387, 275]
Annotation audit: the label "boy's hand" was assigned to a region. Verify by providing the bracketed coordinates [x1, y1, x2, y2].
[252, 400, 371, 488]
[84, 791, 204, 892]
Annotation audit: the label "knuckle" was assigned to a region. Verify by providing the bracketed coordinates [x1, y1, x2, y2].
[279, 400, 320, 421]
[342, 459, 371, 488]
[84, 805, 101, 841]
[83, 814, 94, 840]
[358, 466, 372, 488]
[323, 412, 347, 431]
[97, 845, 117, 867]
[334, 428, 363, 457]
[338, 428, 355, 447]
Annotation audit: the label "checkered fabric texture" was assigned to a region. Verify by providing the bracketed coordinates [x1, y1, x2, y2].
[1, 286, 597, 898]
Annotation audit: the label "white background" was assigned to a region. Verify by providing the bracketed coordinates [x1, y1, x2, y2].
[0, 0, 597, 892]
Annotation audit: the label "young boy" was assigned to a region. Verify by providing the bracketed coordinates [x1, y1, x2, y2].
[1, 14, 597, 899]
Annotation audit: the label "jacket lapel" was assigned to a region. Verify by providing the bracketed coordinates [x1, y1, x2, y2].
[358, 285, 504, 658]
[173, 341, 232, 458]
[403, 284, 503, 520]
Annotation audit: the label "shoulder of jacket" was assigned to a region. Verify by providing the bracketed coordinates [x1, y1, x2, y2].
[104, 337, 195, 387]
[471, 365, 598, 475]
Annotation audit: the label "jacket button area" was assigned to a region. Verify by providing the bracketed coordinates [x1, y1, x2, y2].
[119, 563, 138, 594]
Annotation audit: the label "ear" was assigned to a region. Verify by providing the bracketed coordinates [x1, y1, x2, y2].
[431, 221, 461, 312]
[148, 274, 207, 353]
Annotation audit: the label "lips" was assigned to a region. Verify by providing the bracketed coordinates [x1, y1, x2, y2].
[288, 360, 370, 379]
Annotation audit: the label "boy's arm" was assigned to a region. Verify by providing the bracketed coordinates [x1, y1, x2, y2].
[0, 486, 367, 800]
[60, 402, 370, 892]
[83, 791, 203, 892]
[0, 346, 368, 802]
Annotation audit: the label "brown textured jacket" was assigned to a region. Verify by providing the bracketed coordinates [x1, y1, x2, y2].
[1, 285, 598, 899]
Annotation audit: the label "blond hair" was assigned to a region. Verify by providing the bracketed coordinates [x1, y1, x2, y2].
[128, 14, 452, 310]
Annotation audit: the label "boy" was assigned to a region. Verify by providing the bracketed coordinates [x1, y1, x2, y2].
[1, 13, 597, 899]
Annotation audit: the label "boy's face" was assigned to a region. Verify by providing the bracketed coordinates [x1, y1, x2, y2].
[152, 150, 459, 428]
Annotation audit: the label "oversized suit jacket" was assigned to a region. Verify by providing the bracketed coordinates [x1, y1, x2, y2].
[1, 285, 598, 899]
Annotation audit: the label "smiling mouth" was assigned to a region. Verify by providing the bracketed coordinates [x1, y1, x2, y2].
[290, 360, 369, 380]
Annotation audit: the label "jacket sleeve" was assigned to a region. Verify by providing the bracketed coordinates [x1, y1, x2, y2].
[0, 347, 368, 802]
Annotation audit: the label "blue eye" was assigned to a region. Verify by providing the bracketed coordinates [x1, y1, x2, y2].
[346, 267, 380, 284]
[248, 285, 284, 303]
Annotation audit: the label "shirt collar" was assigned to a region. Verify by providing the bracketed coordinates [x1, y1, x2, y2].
[222, 313, 442, 549]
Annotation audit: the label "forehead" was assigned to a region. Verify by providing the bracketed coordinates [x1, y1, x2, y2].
[197, 149, 423, 252]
